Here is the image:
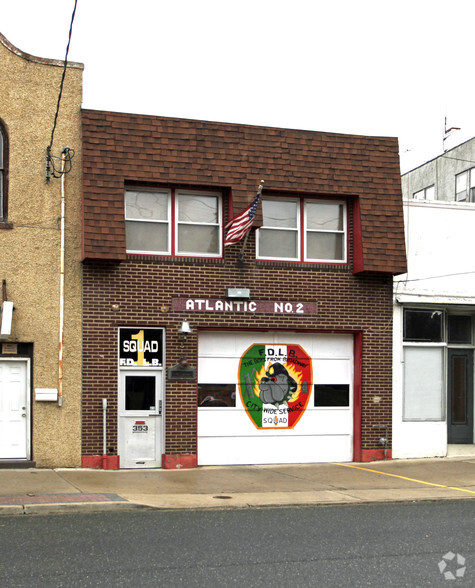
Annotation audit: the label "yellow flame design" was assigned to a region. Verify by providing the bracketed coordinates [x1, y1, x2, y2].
[253, 362, 303, 403]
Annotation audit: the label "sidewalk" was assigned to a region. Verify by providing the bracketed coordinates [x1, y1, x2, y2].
[0, 456, 474, 515]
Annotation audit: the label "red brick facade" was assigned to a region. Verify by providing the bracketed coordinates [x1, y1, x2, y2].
[81, 110, 406, 465]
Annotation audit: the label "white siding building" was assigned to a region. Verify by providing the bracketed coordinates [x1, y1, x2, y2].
[393, 138, 475, 459]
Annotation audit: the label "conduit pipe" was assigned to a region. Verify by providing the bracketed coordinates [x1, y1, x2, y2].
[102, 398, 108, 469]
[58, 148, 69, 407]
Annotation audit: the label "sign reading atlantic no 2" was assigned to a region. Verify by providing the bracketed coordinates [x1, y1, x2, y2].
[172, 298, 317, 315]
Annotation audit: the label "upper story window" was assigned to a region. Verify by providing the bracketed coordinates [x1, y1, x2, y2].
[455, 168, 475, 202]
[412, 185, 435, 200]
[257, 198, 347, 262]
[125, 188, 222, 257]
[0, 120, 7, 221]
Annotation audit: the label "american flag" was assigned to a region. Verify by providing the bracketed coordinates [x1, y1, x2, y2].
[224, 182, 264, 247]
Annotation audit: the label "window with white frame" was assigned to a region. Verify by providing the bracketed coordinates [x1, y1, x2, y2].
[403, 309, 445, 421]
[412, 185, 435, 200]
[125, 188, 222, 257]
[455, 168, 475, 202]
[257, 198, 346, 262]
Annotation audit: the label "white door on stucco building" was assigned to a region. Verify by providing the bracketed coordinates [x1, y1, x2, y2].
[0, 359, 29, 459]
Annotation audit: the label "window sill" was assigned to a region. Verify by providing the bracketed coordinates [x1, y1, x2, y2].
[0, 221, 12, 230]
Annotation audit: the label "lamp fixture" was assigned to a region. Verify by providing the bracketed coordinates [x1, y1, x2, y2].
[178, 320, 192, 347]
[226, 288, 250, 299]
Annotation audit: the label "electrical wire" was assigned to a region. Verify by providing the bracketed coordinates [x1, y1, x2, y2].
[395, 270, 475, 283]
[46, 0, 78, 182]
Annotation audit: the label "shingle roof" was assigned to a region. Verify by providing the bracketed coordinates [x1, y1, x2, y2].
[82, 109, 406, 274]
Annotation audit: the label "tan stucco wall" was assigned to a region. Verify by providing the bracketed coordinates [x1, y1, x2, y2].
[0, 34, 83, 466]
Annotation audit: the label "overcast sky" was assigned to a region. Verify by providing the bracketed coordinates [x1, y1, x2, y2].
[1, 0, 474, 173]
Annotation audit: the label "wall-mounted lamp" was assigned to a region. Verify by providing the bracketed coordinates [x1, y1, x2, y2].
[178, 320, 192, 347]
[226, 288, 250, 299]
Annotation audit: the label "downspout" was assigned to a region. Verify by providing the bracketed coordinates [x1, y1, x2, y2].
[58, 148, 69, 407]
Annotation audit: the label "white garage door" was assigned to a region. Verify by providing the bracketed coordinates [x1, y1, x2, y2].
[197, 331, 353, 465]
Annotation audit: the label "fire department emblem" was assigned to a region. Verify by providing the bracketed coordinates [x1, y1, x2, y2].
[238, 344, 312, 429]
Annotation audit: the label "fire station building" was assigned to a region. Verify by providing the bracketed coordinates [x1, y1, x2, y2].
[81, 110, 406, 469]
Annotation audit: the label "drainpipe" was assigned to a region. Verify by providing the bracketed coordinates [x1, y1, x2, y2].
[102, 398, 108, 469]
[58, 148, 69, 407]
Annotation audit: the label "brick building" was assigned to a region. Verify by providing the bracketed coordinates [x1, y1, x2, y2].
[81, 109, 406, 469]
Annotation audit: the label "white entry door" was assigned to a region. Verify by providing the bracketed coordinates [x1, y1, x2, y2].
[118, 370, 163, 468]
[0, 359, 29, 459]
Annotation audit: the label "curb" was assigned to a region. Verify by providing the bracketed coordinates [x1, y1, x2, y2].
[0, 502, 152, 516]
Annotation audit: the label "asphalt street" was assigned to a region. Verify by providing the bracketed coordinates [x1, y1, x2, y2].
[0, 501, 473, 587]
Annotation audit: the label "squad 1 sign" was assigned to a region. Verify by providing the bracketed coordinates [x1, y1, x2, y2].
[119, 328, 163, 367]
[238, 344, 312, 429]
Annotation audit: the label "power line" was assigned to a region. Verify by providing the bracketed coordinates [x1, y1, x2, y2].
[46, 0, 78, 183]
[395, 270, 475, 283]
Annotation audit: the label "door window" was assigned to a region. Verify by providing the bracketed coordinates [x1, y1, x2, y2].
[125, 376, 155, 411]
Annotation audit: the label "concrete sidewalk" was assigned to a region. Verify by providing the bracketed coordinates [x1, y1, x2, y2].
[0, 456, 474, 515]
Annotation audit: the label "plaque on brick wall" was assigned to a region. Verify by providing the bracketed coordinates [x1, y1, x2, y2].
[168, 365, 196, 381]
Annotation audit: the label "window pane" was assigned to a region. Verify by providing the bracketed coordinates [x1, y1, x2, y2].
[125, 376, 156, 411]
[198, 384, 236, 407]
[314, 384, 349, 407]
[178, 194, 218, 223]
[126, 220, 168, 252]
[403, 347, 443, 420]
[178, 225, 219, 254]
[403, 309, 443, 342]
[456, 173, 467, 201]
[451, 356, 468, 424]
[125, 191, 168, 221]
[307, 232, 343, 260]
[448, 315, 472, 344]
[307, 202, 343, 230]
[259, 228, 297, 258]
[425, 186, 435, 200]
[262, 200, 298, 228]
[413, 189, 424, 200]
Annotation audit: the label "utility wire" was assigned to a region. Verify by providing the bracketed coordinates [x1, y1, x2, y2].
[46, 0, 78, 182]
[395, 270, 475, 283]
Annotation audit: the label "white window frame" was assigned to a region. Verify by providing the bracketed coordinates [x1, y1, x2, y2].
[304, 199, 347, 263]
[257, 198, 347, 263]
[174, 189, 222, 258]
[412, 185, 435, 200]
[125, 188, 222, 257]
[403, 344, 445, 421]
[125, 188, 172, 255]
[455, 168, 475, 202]
[256, 198, 300, 261]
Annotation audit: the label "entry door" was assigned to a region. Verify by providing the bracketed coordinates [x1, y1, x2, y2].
[0, 360, 29, 459]
[448, 349, 474, 444]
[118, 370, 163, 468]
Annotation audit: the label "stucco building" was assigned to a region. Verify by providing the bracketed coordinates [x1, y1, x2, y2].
[81, 110, 406, 469]
[0, 33, 83, 466]
[393, 137, 475, 458]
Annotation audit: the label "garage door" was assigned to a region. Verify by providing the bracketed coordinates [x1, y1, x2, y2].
[197, 331, 353, 465]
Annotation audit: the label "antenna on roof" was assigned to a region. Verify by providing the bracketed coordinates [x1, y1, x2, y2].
[443, 116, 461, 152]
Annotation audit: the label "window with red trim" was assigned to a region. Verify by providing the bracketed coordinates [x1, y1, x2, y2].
[125, 188, 223, 257]
[256, 198, 347, 262]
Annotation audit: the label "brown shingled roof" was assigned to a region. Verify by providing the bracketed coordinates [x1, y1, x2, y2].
[81, 109, 406, 274]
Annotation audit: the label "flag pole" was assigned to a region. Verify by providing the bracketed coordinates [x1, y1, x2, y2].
[237, 180, 264, 268]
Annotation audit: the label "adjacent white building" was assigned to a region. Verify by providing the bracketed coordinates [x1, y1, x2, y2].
[393, 137, 475, 458]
